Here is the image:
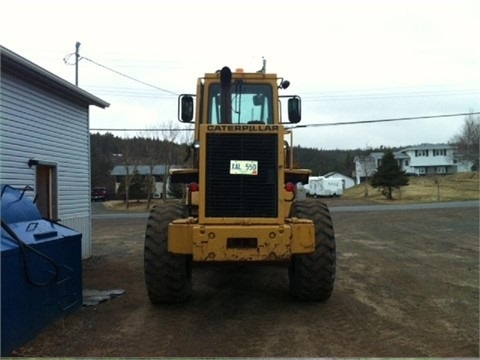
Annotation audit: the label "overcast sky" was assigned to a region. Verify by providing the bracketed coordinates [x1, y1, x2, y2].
[1, 0, 479, 150]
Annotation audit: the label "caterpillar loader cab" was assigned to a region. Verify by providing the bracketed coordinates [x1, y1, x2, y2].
[144, 65, 336, 303]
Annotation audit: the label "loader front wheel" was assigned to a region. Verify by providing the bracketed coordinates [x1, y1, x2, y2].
[144, 202, 192, 303]
[289, 201, 336, 301]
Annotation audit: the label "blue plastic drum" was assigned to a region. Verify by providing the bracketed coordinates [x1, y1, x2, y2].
[1, 185, 42, 223]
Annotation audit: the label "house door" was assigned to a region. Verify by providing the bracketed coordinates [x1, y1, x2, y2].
[36, 164, 58, 220]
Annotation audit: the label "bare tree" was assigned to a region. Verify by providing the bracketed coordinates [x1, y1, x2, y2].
[138, 129, 162, 209]
[354, 147, 376, 196]
[136, 122, 192, 209]
[157, 121, 182, 201]
[141, 121, 186, 205]
[120, 136, 139, 209]
[450, 113, 480, 171]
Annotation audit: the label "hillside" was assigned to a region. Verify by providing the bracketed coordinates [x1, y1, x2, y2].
[343, 172, 479, 204]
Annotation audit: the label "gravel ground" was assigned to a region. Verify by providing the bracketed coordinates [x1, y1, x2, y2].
[12, 199, 479, 357]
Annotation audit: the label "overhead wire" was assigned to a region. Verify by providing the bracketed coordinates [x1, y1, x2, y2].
[288, 112, 480, 129]
[64, 52, 179, 96]
[90, 112, 480, 132]
[69, 53, 478, 132]
[81, 56, 179, 96]
[302, 89, 479, 102]
[84, 87, 478, 101]
[83, 87, 176, 99]
[66, 52, 478, 101]
[90, 127, 193, 132]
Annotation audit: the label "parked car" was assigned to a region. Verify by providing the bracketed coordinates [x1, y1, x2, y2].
[91, 187, 108, 201]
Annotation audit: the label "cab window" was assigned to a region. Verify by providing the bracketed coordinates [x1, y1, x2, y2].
[207, 83, 273, 124]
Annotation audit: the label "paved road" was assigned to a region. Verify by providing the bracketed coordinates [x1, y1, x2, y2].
[92, 200, 479, 219]
[330, 199, 479, 212]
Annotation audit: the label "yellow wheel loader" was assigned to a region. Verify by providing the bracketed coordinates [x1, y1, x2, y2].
[144, 64, 336, 303]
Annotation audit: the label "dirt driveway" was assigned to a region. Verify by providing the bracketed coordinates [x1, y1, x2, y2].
[14, 200, 479, 357]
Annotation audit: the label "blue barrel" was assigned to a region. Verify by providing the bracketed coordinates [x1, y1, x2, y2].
[1, 185, 42, 224]
[1, 185, 82, 356]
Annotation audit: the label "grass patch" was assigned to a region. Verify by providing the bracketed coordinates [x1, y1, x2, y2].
[344, 172, 479, 203]
[99, 172, 479, 211]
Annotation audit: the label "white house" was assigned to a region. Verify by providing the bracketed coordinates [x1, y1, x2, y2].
[0, 46, 109, 258]
[353, 144, 474, 184]
[400, 144, 472, 175]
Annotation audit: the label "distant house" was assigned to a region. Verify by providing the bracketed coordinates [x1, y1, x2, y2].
[0, 45, 109, 258]
[353, 143, 474, 184]
[111, 165, 182, 198]
[400, 144, 472, 175]
[323, 172, 355, 189]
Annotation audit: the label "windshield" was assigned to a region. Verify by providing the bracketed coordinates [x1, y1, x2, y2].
[207, 83, 273, 124]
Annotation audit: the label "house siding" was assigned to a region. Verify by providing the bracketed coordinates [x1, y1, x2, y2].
[402, 147, 457, 175]
[1, 71, 92, 257]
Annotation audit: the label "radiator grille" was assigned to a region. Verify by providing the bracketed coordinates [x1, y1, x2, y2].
[205, 133, 278, 218]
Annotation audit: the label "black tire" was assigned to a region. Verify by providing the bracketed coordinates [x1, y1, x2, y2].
[144, 202, 192, 303]
[289, 201, 336, 301]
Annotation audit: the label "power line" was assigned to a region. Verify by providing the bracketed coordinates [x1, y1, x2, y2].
[81, 56, 179, 96]
[288, 112, 480, 129]
[78, 86, 478, 101]
[90, 127, 193, 132]
[64, 50, 179, 96]
[302, 89, 479, 102]
[90, 112, 479, 132]
[83, 88, 176, 99]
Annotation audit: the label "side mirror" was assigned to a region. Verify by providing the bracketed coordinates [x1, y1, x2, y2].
[288, 96, 301, 123]
[179, 95, 194, 123]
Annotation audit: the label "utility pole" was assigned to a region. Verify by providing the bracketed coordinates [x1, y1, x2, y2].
[75, 41, 81, 86]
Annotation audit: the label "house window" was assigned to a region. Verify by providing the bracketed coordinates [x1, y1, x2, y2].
[415, 150, 429, 157]
[405, 160, 409, 166]
[433, 149, 447, 156]
[35, 163, 58, 220]
[436, 167, 446, 174]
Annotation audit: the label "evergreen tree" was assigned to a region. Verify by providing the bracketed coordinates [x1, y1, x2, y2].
[370, 149, 409, 199]
[129, 170, 147, 202]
